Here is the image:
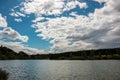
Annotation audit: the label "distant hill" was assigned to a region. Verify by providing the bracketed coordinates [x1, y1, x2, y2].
[0, 46, 18, 59]
[0, 46, 49, 60]
[0, 46, 120, 60]
[49, 48, 120, 60]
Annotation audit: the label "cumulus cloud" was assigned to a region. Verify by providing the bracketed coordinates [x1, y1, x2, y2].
[0, 13, 41, 54]
[0, 41, 46, 54]
[93, 0, 107, 4]
[0, 13, 28, 42]
[10, 0, 120, 53]
[32, 17, 45, 23]
[10, 10, 26, 17]
[32, 16, 96, 52]
[0, 14, 7, 27]
[11, 0, 87, 16]
[0, 27, 28, 42]
[63, 0, 87, 11]
[14, 18, 22, 22]
[32, 0, 120, 52]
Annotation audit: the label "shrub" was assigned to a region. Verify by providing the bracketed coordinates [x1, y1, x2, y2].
[0, 68, 9, 80]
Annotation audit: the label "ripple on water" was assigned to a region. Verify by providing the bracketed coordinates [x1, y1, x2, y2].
[0, 60, 120, 80]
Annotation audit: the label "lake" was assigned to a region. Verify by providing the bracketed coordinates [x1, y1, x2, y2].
[0, 60, 120, 80]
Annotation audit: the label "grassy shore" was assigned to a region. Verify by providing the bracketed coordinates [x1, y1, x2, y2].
[0, 68, 9, 80]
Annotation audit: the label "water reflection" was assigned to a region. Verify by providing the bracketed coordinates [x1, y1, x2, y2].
[0, 60, 120, 80]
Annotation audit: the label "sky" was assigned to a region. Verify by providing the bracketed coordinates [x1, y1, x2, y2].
[0, 0, 120, 54]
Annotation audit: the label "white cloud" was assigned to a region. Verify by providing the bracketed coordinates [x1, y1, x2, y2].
[32, 17, 45, 23]
[63, 0, 87, 11]
[14, 18, 22, 22]
[0, 13, 29, 42]
[0, 41, 46, 54]
[79, 2, 87, 9]
[0, 13, 42, 54]
[32, 0, 120, 52]
[0, 27, 28, 42]
[93, 0, 107, 4]
[32, 15, 96, 52]
[0, 14, 7, 27]
[10, 10, 26, 17]
[11, 0, 87, 16]
[10, 0, 120, 53]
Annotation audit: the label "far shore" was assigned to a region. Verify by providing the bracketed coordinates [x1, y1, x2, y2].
[0, 46, 120, 60]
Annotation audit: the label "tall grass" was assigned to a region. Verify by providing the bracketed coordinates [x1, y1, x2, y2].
[0, 68, 9, 80]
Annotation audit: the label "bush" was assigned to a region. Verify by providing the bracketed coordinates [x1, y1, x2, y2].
[0, 68, 9, 80]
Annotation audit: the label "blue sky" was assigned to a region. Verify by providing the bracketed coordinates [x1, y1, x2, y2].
[0, 0, 120, 54]
[0, 0, 52, 50]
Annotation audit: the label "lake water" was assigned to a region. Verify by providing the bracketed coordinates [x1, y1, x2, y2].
[0, 60, 120, 80]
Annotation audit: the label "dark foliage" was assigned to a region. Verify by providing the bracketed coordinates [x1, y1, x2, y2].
[0, 46, 49, 60]
[0, 46, 120, 60]
[49, 48, 120, 60]
[0, 68, 9, 80]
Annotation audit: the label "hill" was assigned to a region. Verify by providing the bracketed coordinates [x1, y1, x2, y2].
[49, 48, 120, 60]
[0, 46, 120, 60]
[0, 46, 48, 60]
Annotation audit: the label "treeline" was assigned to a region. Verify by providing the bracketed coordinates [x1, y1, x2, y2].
[49, 48, 120, 60]
[0, 46, 120, 60]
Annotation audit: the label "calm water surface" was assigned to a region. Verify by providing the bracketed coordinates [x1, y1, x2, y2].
[0, 60, 120, 80]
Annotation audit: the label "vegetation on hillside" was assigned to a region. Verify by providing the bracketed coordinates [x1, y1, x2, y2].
[0, 46, 49, 60]
[49, 48, 120, 60]
[0, 46, 120, 60]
